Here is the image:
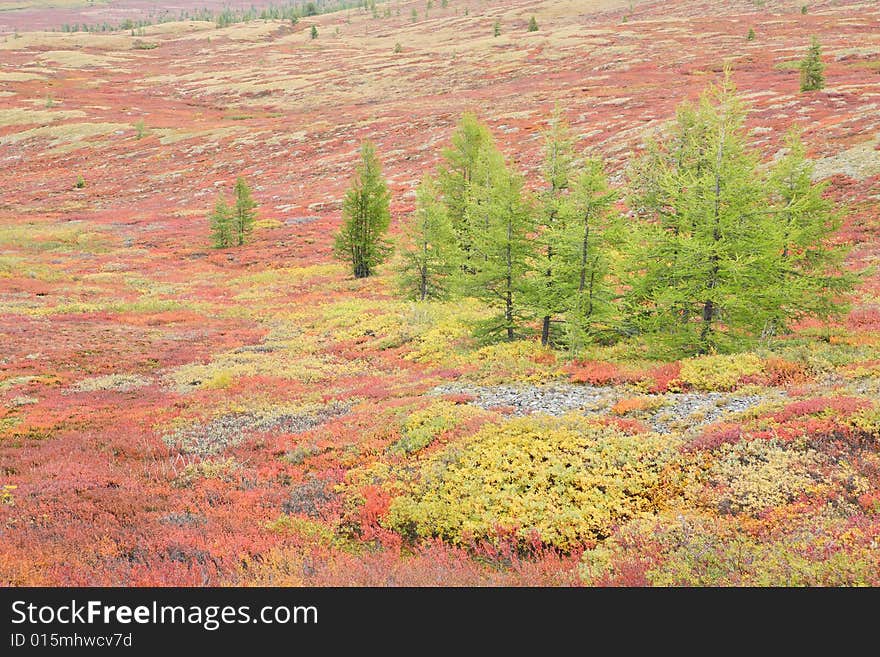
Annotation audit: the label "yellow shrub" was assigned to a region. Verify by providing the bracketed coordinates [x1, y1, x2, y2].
[403, 301, 489, 364]
[392, 400, 484, 454]
[201, 370, 234, 390]
[253, 218, 284, 230]
[848, 404, 880, 438]
[173, 457, 238, 488]
[266, 515, 335, 546]
[679, 353, 764, 391]
[691, 439, 868, 517]
[385, 414, 676, 550]
[1, 484, 16, 506]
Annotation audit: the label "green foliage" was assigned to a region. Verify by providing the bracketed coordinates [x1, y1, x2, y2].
[799, 36, 825, 91]
[525, 108, 619, 349]
[333, 140, 392, 278]
[528, 16, 539, 32]
[134, 119, 147, 139]
[437, 113, 493, 263]
[462, 146, 535, 341]
[209, 194, 234, 248]
[393, 41, 402, 53]
[402, 80, 849, 357]
[391, 400, 481, 454]
[557, 158, 620, 350]
[767, 128, 852, 328]
[233, 176, 257, 246]
[386, 415, 675, 549]
[747, 27, 755, 41]
[310, 24, 318, 39]
[624, 71, 846, 355]
[74, 174, 85, 189]
[529, 106, 575, 347]
[493, 19, 500, 37]
[397, 175, 457, 301]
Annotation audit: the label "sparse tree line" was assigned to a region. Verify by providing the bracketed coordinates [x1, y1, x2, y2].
[332, 72, 853, 356]
[54, 1, 357, 34]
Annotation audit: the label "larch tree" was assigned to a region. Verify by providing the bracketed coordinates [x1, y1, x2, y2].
[233, 176, 257, 246]
[437, 113, 493, 270]
[529, 106, 575, 346]
[799, 36, 825, 92]
[561, 158, 619, 350]
[464, 148, 535, 342]
[397, 174, 457, 301]
[626, 72, 785, 354]
[209, 194, 233, 248]
[333, 140, 392, 278]
[767, 128, 852, 332]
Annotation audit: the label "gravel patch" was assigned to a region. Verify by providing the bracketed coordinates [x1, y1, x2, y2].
[432, 382, 615, 415]
[163, 401, 349, 456]
[431, 382, 765, 435]
[649, 393, 762, 434]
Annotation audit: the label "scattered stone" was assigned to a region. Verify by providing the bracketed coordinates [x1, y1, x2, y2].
[431, 382, 765, 435]
[163, 401, 349, 456]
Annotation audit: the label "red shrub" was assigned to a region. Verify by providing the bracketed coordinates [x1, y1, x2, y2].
[648, 362, 683, 394]
[764, 357, 810, 386]
[564, 360, 620, 386]
[685, 423, 744, 452]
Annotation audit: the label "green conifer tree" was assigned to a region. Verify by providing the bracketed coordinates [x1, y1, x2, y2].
[626, 72, 783, 354]
[333, 140, 392, 278]
[397, 175, 456, 300]
[800, 36, 825, 91]
[561, 159, 619, 350]
[767, 128, 852, 332]
[209, 194, 234, 248]
[464, 149, 535, 341]
[437, 113, 493, 269]
[233, 176, 256, 246]
[529, 106, 574, 346]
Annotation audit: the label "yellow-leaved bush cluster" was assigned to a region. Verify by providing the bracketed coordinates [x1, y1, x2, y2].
[678, 353, 765, 391]
[689, 438, 870, 517]
[384, 414, 678, 550]
[392, 400, 487, 454]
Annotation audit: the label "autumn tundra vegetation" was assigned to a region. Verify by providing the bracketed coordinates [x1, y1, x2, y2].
[1, 0, 880, 586]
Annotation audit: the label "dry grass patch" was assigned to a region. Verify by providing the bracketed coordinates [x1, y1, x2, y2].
[0, 121, 131, 152]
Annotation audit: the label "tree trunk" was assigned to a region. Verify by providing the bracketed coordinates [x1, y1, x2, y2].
[541, 316, 550, 346]
[701, 125, 725, 352]
[420, 240, 429, 301]
[505, 213, 514, 341]
[578, 210, 591, 294]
